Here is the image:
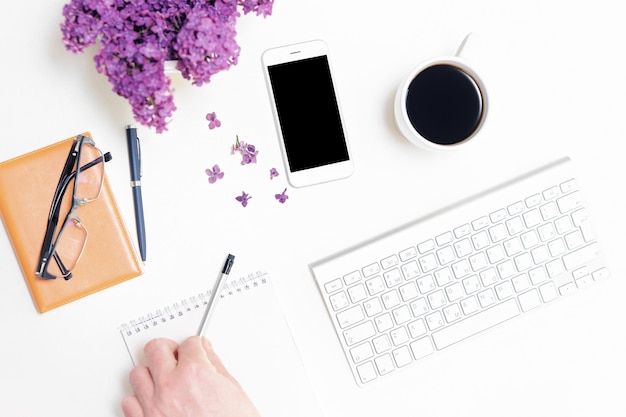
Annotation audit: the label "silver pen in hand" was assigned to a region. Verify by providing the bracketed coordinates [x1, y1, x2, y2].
[197, 254, 235, 337]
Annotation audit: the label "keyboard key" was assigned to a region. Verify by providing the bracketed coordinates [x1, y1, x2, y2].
[408, 319, 427, 338]
[452, 259, 471, 279]
[490, 208, 507, 223]
[362, 263, 380, 277]
[401, 261, 421, 280]
[372, 334, 391, 353]
[347, 283, 367, 303]
[416, 275, 436, 294]
[399, 282, 419, 301]
[489, 223, 508, 242]
[329, 291, 349, 311]
[427, 290, 447, 309]
[350, 342, 374, 363]
[540, 201, 558, 220]
[445, 282, 464, 302]
[392, 305, 412, 325]
[374, 354, 394, 375]
[363, 298, 383, 317]
[409, 337, 434, 360]
[419, 253, 438, 273]
[443, 304, 462, 322]
[542, 186, 560, 200]
[506, 216, 524, 235]
[460, 296, 479, 315]
[434, 267, 454, 286]
[432, 299, 520, 349]
[560, 179, 577, 193]
[374, 313, 394, 332]
[471, 230, 490, 250]
[462, 275, 481, 294]
[518, 289, 541, 312]
[399, 247, 418, 261]
[392, 346, 413, 367]
[337, 305, 365, 328]
[539, 282, 558, 303]
[528, 266, 548, 285]
[571, 209, 594, 242]
[381, 254, 399, 270]
[356, 361, 377, 383]
[471, 216, 490, 230]
[383, 268, 403, 287]
[344, 270, 362, 285]
[557, 191, 583, 213]
[381, 290, 401, 309]
[454, 238, 473, 257]
[507, 201, 525, 215]
[436, 246, 455, 265]
[524, 193, 542, 207]
[425, 311, 445, 330]
[324, 278, 343, 293]
[409, 298, 429, 317]
[435, 232, 453, 246]
[477, 288, 496, 307]
[511, 274, 530, 293]
[365, 276, 385, 295]
[454, 224, 472, 238]
[390, 327, 410, 345]
[417, 239, 435, 253]
[562, 242, 600, 270]
[344, 321, 376, 346]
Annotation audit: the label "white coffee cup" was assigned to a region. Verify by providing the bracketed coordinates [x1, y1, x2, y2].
[394, 34, 488, 151]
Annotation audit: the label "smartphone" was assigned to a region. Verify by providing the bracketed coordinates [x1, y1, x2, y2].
[262, 40, 353, 187]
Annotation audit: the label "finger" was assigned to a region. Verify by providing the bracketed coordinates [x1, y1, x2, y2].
[176, 336, 212, 368]
[128, 366, 154, 407]
[144, 338, 179, 381]
[121, 394, 144, 417]
[199, 337, 238, 383]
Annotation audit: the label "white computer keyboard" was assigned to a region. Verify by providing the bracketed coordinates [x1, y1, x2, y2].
[310, 157, 608, 386]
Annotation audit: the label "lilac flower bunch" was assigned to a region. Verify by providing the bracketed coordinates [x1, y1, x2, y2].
[60, 0, 273, 133]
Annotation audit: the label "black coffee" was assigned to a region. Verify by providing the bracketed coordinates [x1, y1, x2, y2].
[405, 64, 483, 145]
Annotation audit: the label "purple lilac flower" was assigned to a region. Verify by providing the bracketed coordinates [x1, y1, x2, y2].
[60, 0, 274, 133]
[205, 164, 224, 183]
[232, 135, 258, 165]
[275, 188, 288, 203]
[269, 167, 279, 179]
[235, 191, 251, 207]
[206, 112, 221, 129]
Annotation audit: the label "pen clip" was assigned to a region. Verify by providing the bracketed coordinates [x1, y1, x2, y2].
[136, 133, 142, 179]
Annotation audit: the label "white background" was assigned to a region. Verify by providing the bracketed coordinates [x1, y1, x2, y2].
[1, 1, 625, 416]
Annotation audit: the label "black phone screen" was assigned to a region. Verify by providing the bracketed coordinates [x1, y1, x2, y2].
[268, 56, 349, 172]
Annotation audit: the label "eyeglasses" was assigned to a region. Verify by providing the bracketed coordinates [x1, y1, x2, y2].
[36, 135, 112, 280]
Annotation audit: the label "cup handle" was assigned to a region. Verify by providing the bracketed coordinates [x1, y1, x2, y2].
[455, 33, 474, 57]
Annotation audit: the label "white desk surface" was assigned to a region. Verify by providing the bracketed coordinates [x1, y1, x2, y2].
[1, 1, 625, 416]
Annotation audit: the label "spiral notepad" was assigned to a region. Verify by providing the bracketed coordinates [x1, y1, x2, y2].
[119, 271, 322, 417]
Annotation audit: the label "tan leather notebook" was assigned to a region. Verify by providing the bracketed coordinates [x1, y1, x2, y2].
[0, 132, 143, 313]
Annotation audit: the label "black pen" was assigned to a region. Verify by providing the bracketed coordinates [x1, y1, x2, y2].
[125, 125, 146, 263]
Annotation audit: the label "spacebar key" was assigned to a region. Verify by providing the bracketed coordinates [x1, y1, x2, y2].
[432, 299, 521, 350]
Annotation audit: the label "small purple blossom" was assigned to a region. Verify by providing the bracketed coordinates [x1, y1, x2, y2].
[206, 112, 221, 129]
[269, 167, 279, 180]
[275, 188, 289, 204]
[232, 135, 258, 165]
[205, 164, 224, 183]
[235, 191, 252, 207]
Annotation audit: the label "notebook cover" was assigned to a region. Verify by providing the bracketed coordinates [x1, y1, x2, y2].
[0, 132, 143, 313]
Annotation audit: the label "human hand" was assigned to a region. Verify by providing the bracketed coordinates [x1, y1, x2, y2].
[121, 336, 261, 417]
